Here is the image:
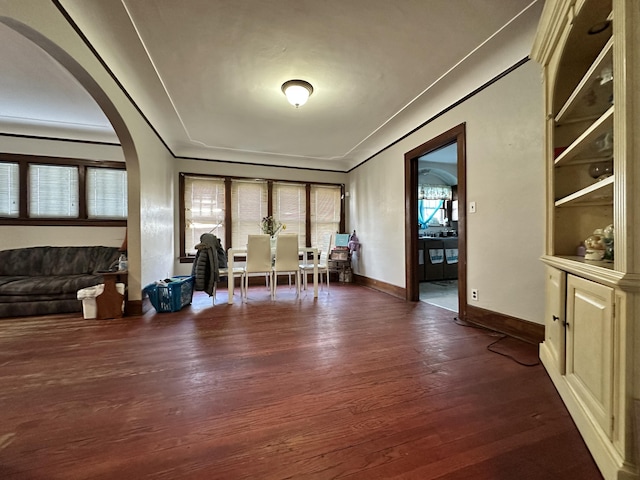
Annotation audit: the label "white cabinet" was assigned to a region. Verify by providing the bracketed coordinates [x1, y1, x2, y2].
[542, 266, 566, 374]
[540, 267, 625, 479]
[532, 0, 640, 478]
[565, 274, 614, 438]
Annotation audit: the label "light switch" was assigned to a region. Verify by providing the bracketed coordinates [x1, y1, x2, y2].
[469, 201, 477, 213]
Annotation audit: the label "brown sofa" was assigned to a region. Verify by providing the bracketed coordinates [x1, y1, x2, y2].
[0, 246, 120, 318]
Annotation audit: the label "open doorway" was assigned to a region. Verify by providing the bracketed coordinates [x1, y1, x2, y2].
[417, 143, 458, 311]
[404, 123, 467, 318]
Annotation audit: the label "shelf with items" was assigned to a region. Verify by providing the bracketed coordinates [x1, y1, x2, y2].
[552, 202, 612, 259]
[554, 157, 612, 203]
[329, 248, 352, 282]
[555, 174, 613, 207]
[555, 37, 613, 125]
[555, 255, 614, 271]
[549, 5, 614, 260]
[554, 106, 613, 167]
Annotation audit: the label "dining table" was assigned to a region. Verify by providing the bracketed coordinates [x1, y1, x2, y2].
[226, 246, 319, 304]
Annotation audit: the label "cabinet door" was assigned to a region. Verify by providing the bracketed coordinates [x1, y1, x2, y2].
[565, 274, 614, 437]
[418, 240, 426, 282]
[424, 239, 444, 281]
[544, 266, 566, 374]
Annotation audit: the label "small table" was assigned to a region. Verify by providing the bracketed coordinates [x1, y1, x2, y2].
[95, 271, 127, 319]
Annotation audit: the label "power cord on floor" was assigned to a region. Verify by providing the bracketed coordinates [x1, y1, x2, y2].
[453, 316, 540, 367]
[486, 335, 540, 367]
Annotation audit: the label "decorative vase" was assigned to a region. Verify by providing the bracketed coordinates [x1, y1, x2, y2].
[270, 236, 276, 250]
[588, 159, 613, 180]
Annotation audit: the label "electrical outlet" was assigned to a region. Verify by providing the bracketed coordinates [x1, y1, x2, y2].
[471, 289, 479, 301]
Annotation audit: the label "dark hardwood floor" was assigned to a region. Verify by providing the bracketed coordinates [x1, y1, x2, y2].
[0, 283, 602, 479]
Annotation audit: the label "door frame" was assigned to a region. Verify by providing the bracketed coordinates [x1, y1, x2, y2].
[404, 123, 467, 317]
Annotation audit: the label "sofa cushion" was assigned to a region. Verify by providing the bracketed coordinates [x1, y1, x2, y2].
[0, 246, 119, 276]
[0, 276, 25, 288]
[41, 246, 119, 276]
[41, 247, 92, 275]
[88, 246, 122, 273]
[0, 274, 103, 296]
[0, 247, 46, 276]
[0, 292, 77, 303]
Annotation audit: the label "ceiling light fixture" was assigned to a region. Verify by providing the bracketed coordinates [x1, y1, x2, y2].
[281, 79, 313, 108]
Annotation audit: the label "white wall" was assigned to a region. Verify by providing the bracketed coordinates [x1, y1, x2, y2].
[0, 226, 126, 251]
[348, 60, 546, 324]
[0, 135, 125, 162]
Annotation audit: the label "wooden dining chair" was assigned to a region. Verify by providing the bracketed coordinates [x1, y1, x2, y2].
[272, 234, 301, 299]
[243, 234, 273, 302]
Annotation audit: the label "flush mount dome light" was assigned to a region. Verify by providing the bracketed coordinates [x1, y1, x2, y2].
[281, 79, 313, 108]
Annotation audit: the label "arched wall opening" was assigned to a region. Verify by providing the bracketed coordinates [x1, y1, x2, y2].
[0, 16, 144, 303]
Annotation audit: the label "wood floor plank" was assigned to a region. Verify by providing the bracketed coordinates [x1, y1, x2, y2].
[0, 284, 602, 479]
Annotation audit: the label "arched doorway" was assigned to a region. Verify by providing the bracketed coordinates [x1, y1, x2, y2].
[0, 15, 143, 305]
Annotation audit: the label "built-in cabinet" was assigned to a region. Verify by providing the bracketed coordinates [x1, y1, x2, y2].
[543, 266, 566, 374]
[418, 240, 426, 282]
[418, 237, 458, 282]
[566, 273, 614, 438]
[532, 1, 639, 479]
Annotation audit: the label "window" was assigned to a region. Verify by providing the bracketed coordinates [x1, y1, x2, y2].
[179, 174, 343, 260]
[231, 179, 268, 249]
[310, 184, 341, 247]
[184, 176, 225, 254]
[0, 155, 127, 225]
[273, 182, 305, 247]
[0, 162, 19, 218]
[418, 199, 446, 227]
[87, 167, 127, 219]
[28, 164, 79, 218]
[418, 184, 451, 227]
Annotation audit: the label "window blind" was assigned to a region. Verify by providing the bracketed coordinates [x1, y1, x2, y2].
[0, 162, 19, 217]
[28, 164, 79, 218]
[184, 176, 226, 254]
[231, 179, 267, 248]
[310, 185, 341, 247]
[273, 182, 305, 246]
[87, 167, 128, 219]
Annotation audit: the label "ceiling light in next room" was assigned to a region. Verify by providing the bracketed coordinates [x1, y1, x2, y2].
[281, 79, 313, 108]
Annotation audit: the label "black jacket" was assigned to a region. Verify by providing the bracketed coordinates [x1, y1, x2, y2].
[191, 234, 226, 296]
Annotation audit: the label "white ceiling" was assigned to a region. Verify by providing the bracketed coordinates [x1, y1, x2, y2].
[0, 0, 543, 171]
[418, 143, 458, 184]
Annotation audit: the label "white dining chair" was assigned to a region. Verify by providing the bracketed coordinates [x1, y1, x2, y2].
[301, 233, 332, 292]
[272, 234, 301, 299]
[243, 234, 273, 301]
[215, 263, 246, 305]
